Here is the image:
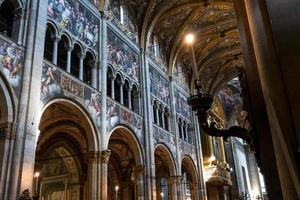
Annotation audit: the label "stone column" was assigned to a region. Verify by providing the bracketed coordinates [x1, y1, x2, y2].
[111, 75, 115, 99]
[79, 53, 85, 80]
[131, 165, 145, 200]
[181, 123, 184, 140]
[0, 122, 16, 199]
[155, 105, 159, 126]
[128, 85, 132, 109]
[87, 151, 101, 200]
[8, 0, 48, 199]
[51, 35, 59, 65]
[168, 176, 178, 200]
[91, 61, 97, 88]
[120, 80, 124, 104]
[161, 107, 165, 129]
[13, 8, 26, 45]
[101, 149, 111, 200]
[185, 125, 188, 142]
[66, 45, 73, 73]
[218, 138, 226, 163]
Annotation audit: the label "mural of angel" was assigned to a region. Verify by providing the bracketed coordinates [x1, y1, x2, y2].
[0, 42, 23, 90]
[41, 63, 63, 101]
[106, 100, 119, 130]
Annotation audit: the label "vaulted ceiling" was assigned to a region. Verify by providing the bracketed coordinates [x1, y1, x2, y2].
[104, 0, 244, 95]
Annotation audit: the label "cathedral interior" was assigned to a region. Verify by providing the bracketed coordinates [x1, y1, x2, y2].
[0, 0, 299, 199]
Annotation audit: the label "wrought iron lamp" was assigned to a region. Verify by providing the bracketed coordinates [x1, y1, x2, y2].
[185, 33, 252, 144]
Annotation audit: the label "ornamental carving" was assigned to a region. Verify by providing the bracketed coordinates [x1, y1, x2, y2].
[101, 149, 111, 164]
[61, 74, 84, 98]
[0, 122, 16, 140]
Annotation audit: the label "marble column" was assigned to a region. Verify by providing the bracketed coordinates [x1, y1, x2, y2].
[128, 86, 132, 109]
[168, 176, 178, 200]
[8, 0, 48, 199]
[131, 165, 145, 200]
[51, 35, 59, 65]
[91, 61, 97, 88]
[111, 75, 115, 99]
[101, 149, 111, 200]
[66, 45, 73, 73]
[120, 81, 124, 104]
[161, 108, 165, 129]
[155, 105, 160, 126]
[79, 53, 85, 80]
[87, 151, 101, 200]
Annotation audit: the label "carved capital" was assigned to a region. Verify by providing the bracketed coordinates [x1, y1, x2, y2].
[0, 122, 16, 140]
[86, 151, 101, 164]
[101, 149, 111, 164]
[131, 164, 145, 182]
[168, 175, 183, 185]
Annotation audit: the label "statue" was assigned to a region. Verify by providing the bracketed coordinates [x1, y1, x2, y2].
[18, 189, 33, 200]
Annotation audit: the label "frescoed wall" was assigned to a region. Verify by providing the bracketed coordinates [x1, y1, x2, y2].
[47, 0, 99, 49]
[0, 38, 24, 96]
[41, 62, 102, 126]
[173, 62, 190, 93]
[174, 88, 191, 120]
[107, 28, 139, 81]
[108, 0, 139, 44]
[106, 98, 143, 141]
[149, 65, 170, 104]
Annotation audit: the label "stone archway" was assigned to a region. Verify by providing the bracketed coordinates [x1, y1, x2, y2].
[107, 126, 144, 200]
[181, 156, 199, 200]
[35, 99, 100, 200]
[0, 75, 15, 199]
[154, 144, 177, 200]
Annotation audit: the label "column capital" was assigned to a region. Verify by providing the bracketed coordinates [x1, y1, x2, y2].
[86, 151, 101, 164]
[0, 122, 16, 140]
[131, 164, 145, 182]
[65, 44, 73, 52]
[51, 34, 60, 42]
[168, 175, 183, 185]
[101, 149, 111, 164]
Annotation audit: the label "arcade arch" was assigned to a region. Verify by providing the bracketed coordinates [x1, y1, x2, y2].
[34, 99, 99, 200]
[107, 126, 144, 200]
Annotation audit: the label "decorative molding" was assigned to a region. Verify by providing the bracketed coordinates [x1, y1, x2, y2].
[61, 74, 84, 99]
[101, 149, 111, 164]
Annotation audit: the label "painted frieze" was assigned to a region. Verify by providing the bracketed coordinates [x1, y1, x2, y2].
[0, 37, 24, 97]
[41, 62, 102, 126]
[106, 98, 143, 143]
[107, 28, 139, 82]
[47, 0, 99, 49]
[153, 125, 176, 158]
[149, 65, 170, 104]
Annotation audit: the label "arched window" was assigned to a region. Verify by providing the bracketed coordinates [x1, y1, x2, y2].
[107, 67, 113, 97]
[114, 74, 122, 103]
[57, 35, 69, 71]
[153, 35, 159, 57]
[0, 1, 15, 38]
[183, 121, 187, 141]
[71, 44, 81, 78]
[153, 101, 158, 124]
[123, 80, 130, 107]
[131, 84, 139, 113]
[44, 25, 55, 61]
[178, 118, 183, 139]
[164, 108, 169, 131]
[83, 52, 94, 85]
[158, 104, 163, 127]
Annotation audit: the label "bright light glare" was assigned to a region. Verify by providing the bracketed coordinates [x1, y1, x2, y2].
[115, 186, 119, 191]
[160, 192, 164, 197]
[34, 172, 40, 178]
[185, 33, 195, 44]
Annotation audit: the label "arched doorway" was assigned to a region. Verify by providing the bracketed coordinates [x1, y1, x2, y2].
[154, 145, 176, 200]
[107, 126, 144, 200]
[34, 99, 99, 200]
[181, 156, 199, 200]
